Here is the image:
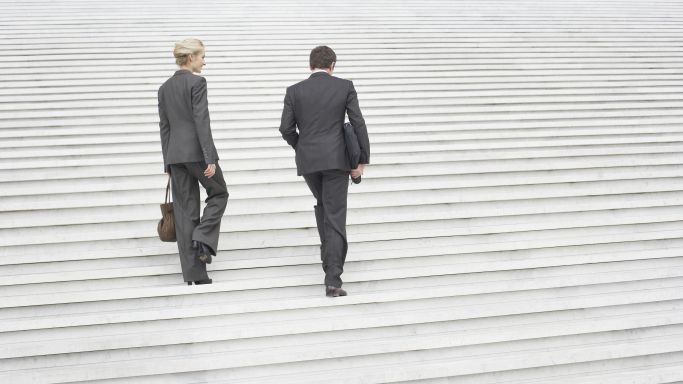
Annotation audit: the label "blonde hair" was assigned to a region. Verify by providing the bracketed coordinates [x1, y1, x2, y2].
[174, 38, 205, 66]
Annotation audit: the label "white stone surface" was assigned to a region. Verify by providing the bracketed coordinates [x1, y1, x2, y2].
[0, 0, 682, 382]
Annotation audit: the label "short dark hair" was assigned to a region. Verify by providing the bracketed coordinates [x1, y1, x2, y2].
[310, 46, 336, 70]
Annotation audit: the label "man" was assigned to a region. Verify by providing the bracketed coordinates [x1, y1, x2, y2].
[279, 46, 371, 297]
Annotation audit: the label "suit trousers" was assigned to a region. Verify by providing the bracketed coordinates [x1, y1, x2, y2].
[303, 169, 349, 288]
[169, 162, 229, 282]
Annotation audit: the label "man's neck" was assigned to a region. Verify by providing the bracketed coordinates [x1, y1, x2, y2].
[311, 68, 331, 74]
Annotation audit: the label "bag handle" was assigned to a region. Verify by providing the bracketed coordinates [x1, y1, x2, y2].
[165, 176, 171, 204]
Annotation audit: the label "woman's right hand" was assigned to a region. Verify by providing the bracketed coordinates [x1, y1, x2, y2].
[204, 164, 216, 178]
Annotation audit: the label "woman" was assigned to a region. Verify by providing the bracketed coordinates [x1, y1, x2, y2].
[158, 38, 228, 285]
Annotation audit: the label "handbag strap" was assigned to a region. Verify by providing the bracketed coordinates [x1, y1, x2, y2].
[165, 176, 171, 204]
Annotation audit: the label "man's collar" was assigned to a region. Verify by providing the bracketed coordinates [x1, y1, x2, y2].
[309, 70, 331, 78]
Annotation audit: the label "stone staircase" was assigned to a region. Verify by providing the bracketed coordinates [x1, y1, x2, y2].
[1, 0, 683, 382]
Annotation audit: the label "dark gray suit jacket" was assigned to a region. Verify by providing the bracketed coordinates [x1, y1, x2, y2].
[279, 72, 370, 176]
[158, 70, 219, 173]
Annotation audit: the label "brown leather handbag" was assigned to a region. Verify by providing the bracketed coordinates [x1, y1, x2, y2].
[157, 177, 176, 242]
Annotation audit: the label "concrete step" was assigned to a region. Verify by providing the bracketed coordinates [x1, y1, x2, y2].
[1, 235, 680, 296]
[3, 101, 683, 130]
[6, 93, 683, 120]
[3, 132, 683, 160]
[5, 79, 683, 99]
[1, 236, 680, 288]
[190, 327, 683, 383]
[1, 141, 680, 171]
[6, 65, 683, 85]
[3, 67, 677, 88]
[3, 319, 682, 383]
[1, 199, 682, 246]
[398, 353, 683, 384]
[0, 230, 680, 300]
[0, 154, 683, 188]
[3, 75, 683, 97]
[2, 288, 681, 360]
[5, 122, 683, 149]
[2, 168, 683, 212]
[99, 352, 683, 383]
[3, 185, 682, 229]
[6, 59, 683, 79]
[9, 62, 683, 84]
[5, 79, 683, 105]
[7, 150, 683, 182]
[3, 111, 683, 139]
[5, 72, 683, 97]
[2, 215, 680, 264]
[2, 265, 680, 335]
[5, 85, 683, 105]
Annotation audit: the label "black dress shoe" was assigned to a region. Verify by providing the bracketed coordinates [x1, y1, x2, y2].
[326, 286, 348, 297]
[194, 278, 213, 285]
[187, 281, 192, 286]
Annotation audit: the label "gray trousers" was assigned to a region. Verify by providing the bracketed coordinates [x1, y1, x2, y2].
[169, 162, 229, 282]
[303, 169, 349, 288]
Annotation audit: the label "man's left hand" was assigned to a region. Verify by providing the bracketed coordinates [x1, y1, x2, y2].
[351, 164, 365, 179]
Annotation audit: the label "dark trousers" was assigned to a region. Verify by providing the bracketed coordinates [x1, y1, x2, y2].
[303, 169, 349, 288]
[169, 162, 229, 282]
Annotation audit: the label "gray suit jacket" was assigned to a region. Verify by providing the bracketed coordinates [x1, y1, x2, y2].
[279, 72, 370, 176]
[158, 70, 219, 173]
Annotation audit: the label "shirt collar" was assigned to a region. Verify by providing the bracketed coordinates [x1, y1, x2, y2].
[309, 70, 331, 78]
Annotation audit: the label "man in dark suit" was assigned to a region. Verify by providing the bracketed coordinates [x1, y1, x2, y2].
[158, 39, 229, 285]
[279, 46, 370, 297]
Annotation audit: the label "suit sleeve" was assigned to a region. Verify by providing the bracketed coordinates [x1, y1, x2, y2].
[346, 81, 370, 164]
[158, 87, 171, 173]
[279, 86, 298, 149]
[191, 77, 217, 164]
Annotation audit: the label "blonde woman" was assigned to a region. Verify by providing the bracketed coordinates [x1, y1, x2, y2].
[158, 38, 228, 285]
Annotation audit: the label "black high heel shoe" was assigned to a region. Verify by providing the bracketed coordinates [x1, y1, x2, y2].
[199, 256, 211, 264]
[193, 240, 214, 264]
